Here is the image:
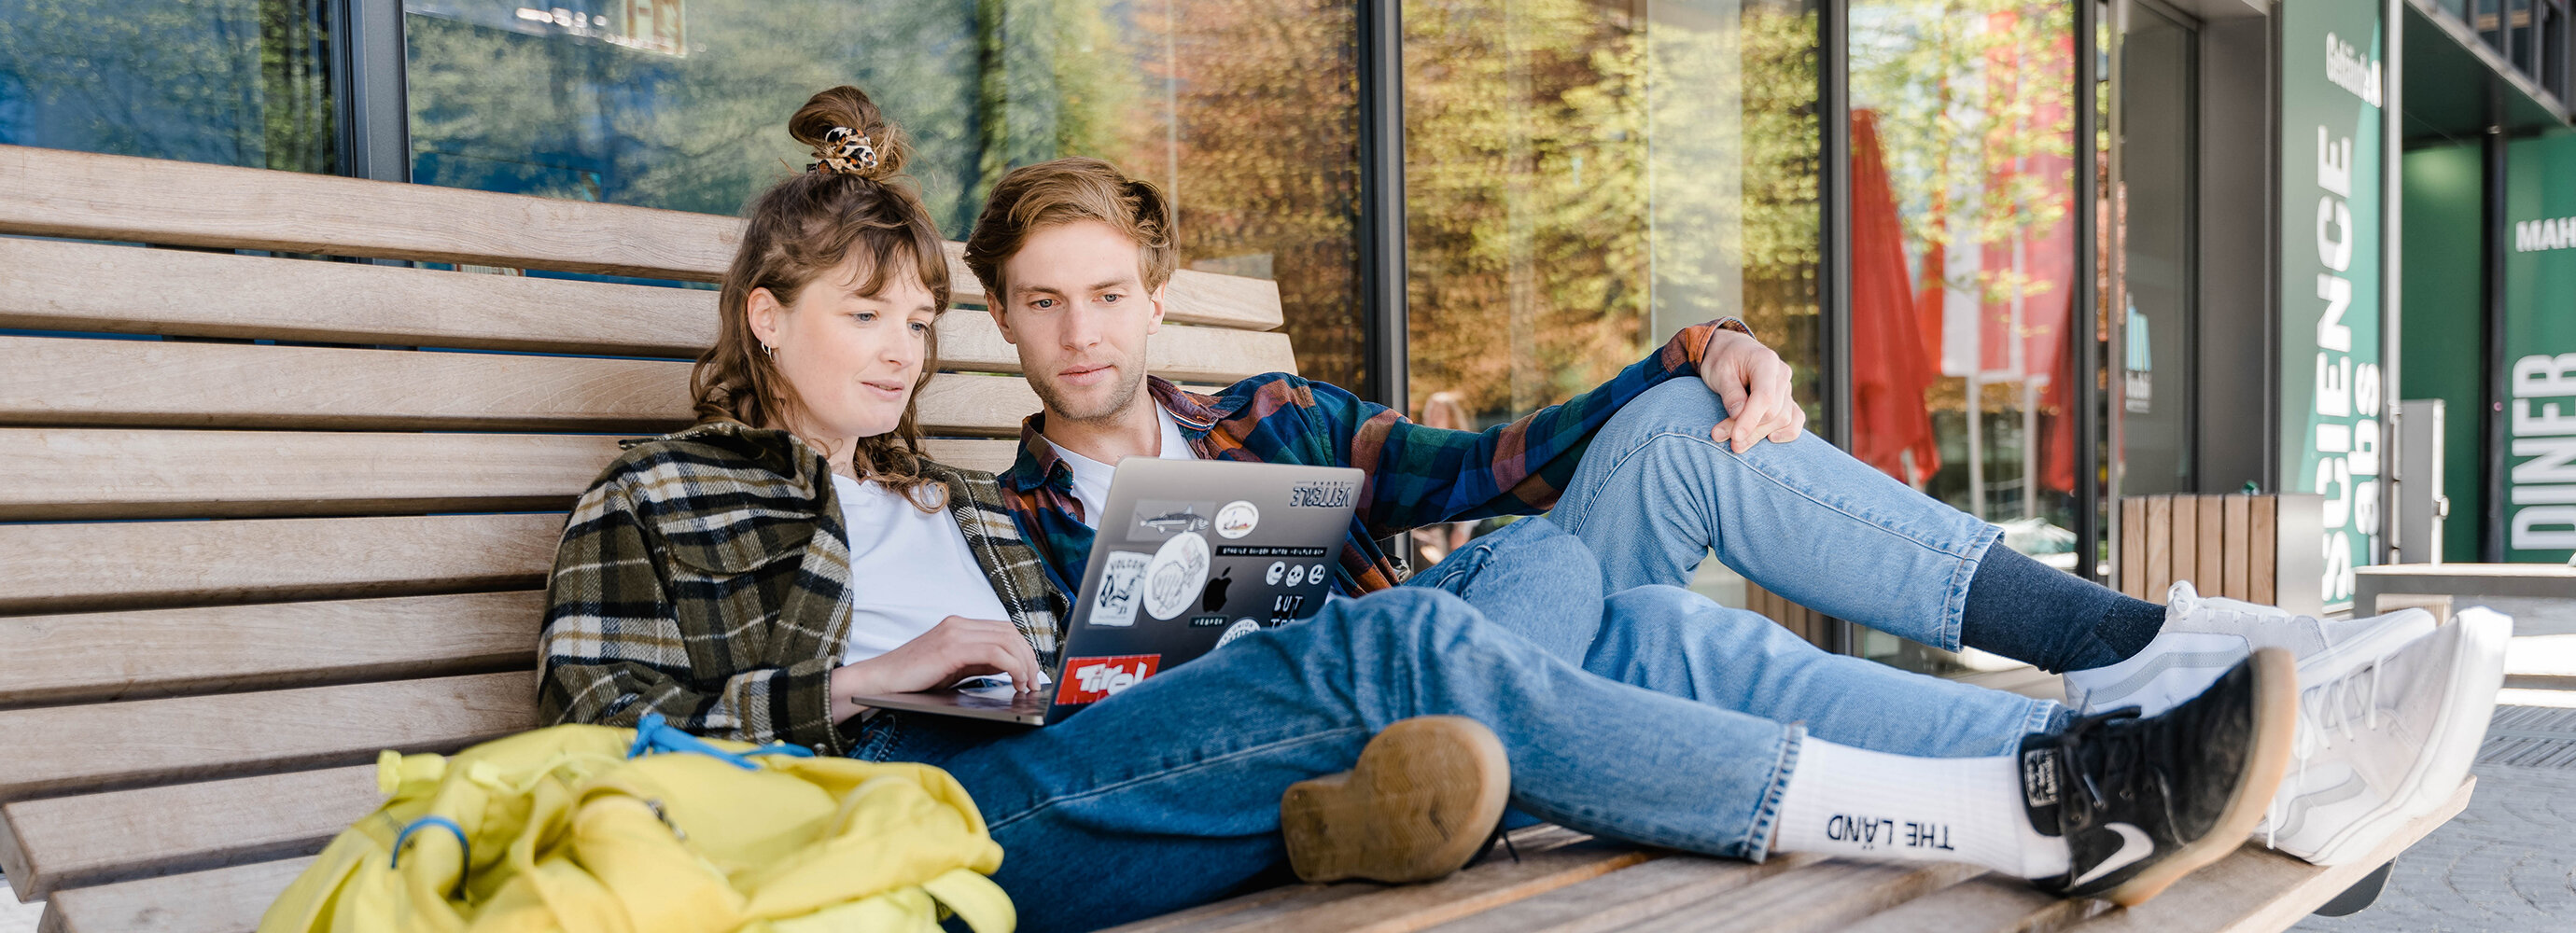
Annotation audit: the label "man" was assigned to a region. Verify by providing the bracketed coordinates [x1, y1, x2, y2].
[959, 157, 2500, 873]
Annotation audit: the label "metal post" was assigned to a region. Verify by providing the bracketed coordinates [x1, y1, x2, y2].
[1820, 0, 1855, 653]
[2483, 117, 2510, 563]
[1358, 0, 1408, 412]
[2076, 0, 2106, 580]
[335, 0, 410, 183]
[2381, 0, 2403, 565]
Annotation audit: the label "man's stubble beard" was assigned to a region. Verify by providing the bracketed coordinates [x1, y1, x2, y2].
[1032, 364, 1148, 429]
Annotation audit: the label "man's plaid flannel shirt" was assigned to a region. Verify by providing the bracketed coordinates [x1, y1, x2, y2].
[998, 318, 1748, 598]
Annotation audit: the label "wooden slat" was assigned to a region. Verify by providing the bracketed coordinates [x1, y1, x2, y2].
[0, 513, 561, 615]
[0, 429, 624, 521]
[2249, 496, 2277, 605]
[1099, 829, 1592, 933]
[0, 592, 542, 708]
[0, 145, 739, 281]
[2119, 498, 2146, 598]
[935, 242, 1285, 330]
[2222, 494, 2253, 600]
[1417, 854, 1813, 933]
[0, 672, 535, 803]
[1834, 873, 2103, 933]
[1189, 839, 1652, 933]
[0, 337, 695, 432]
[2145, 495, 2174, 598]
[1, 766, 376, 898]
[0, 326, 1267, 433]
[1617, 861, 1981, 933]
[0, 241, 1288, 369]
[917, 438, 1019, 474]
[1, 427, 1025, 522]
[0, 236, 717, 357]
[2196, 495, 2226, 595]
[45, 856, 313, 933]
[2170, 495, 2198, 592]
[0, 151, 1280, 331]
[2069, 778, 2475, 933]
[935, 313, 1298, 382]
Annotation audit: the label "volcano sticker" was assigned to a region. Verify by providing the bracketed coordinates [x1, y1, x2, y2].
[1142, 531, 1211, 620]
[1089, 550, 1151, 627]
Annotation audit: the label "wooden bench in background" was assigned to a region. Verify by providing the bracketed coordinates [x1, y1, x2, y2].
[0, 143, 2466, 933]
[2116, 494, 2325, 617]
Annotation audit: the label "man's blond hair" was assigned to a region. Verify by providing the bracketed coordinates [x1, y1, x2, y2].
[962, 158, 1176, 299]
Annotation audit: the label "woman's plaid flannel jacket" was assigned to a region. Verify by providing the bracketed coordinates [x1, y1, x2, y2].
[538, 421, 1063, 756]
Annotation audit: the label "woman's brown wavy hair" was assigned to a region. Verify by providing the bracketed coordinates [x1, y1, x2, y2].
[692, 85, 952, 509]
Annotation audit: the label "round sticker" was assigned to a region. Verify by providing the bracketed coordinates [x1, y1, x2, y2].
[1284, 564, 1307, 587]
[1215, 500, 1260, 539]
[1266, 561, 1286, 585]
[1309, 564, 1328, 584]
[1216, 619, 1263, 648]
[1142, 531, 1211, 620]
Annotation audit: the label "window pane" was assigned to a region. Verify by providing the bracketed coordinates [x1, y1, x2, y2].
[1849, 0, 2079, 673]
[400, 0, 1362, 385]
[0, 0, 336, 172]
[1401, 0, 1823, 429]
[1398, 0, 1821, 614]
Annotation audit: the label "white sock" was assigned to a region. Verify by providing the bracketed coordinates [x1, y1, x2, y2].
[1770, 738, 2071, 879]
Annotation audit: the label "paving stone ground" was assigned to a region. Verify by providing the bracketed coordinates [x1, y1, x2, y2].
[2287, 758, 2576, 932]
[0, 876, 39, 933]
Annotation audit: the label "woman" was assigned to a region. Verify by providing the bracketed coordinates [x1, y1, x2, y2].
[540, 86, 2292, 933]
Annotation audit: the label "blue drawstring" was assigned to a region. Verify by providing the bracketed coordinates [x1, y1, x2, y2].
[390, 815, 472, 898]
[624, 712, 817, 770]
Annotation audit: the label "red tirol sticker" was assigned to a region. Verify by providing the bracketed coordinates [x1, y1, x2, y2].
[1055, 654, 1162, 705]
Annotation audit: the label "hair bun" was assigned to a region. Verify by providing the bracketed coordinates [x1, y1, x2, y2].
[790, 86, 909, 180]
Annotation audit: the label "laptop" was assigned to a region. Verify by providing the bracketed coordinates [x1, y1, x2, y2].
[848, 457, 1364, 725]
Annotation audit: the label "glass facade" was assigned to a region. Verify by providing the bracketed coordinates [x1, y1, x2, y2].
[0, 0, 338, 174]
[1399, 0, 1823, 431]
[4, 0, 2201, 663]
[1846, 0, 2081, 669]
[400, 0, 1366, 386]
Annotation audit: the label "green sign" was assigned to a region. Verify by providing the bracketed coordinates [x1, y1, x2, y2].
[2503, 132, 2576, 562]
[2277, 0, 2385, 606]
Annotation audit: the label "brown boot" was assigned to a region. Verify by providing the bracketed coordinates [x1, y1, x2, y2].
[1280, 716, 1512, 884]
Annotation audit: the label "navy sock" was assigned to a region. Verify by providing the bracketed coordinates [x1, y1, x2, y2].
[1959, 543, 2167, 673]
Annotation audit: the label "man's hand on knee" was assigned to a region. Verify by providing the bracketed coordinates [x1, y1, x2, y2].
[1694, 329, 1807, 453]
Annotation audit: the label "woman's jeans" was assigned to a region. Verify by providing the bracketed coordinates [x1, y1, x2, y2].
[861, 521, 2059, 932]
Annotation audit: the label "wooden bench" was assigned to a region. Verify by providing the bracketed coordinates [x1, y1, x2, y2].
[2115, 494, 2325, 616]
[0, 143, 2467, 933]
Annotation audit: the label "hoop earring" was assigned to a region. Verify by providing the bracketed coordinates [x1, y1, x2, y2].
[762, 343, 777, 361]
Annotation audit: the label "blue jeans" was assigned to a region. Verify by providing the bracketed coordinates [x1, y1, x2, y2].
[1403, 517, 2060, 757]
[1548, 378, 2013, 659]
[863, 532, 2059, 932]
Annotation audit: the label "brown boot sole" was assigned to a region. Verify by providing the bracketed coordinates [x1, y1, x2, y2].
[1281, 716, 1512, 884]
[2102, 647, 2300, 907]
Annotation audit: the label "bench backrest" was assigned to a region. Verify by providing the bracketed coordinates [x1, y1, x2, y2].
[0, 143, 1293, 933]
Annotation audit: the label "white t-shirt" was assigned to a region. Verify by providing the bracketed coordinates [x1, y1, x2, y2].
[1047, 403, 1198, 528]
[833, 473, 1015, 667]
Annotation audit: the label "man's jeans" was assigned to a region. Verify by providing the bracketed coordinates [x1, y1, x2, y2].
[1547, 378, 2068, 666]
[860, 523, 2057, 932]
[859, 583, 2038, 933]
[1403, 517, 2061, 756]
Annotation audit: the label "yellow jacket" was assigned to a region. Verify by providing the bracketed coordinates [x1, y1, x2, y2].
[259, 717, 1013, 933]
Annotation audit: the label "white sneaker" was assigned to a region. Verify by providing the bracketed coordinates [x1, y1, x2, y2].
[2257, 607, 2510, 865]
[2064, 581, 2438, 716]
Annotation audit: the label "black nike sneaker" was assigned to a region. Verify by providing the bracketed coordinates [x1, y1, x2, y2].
[2019, 648, 2296, 906]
